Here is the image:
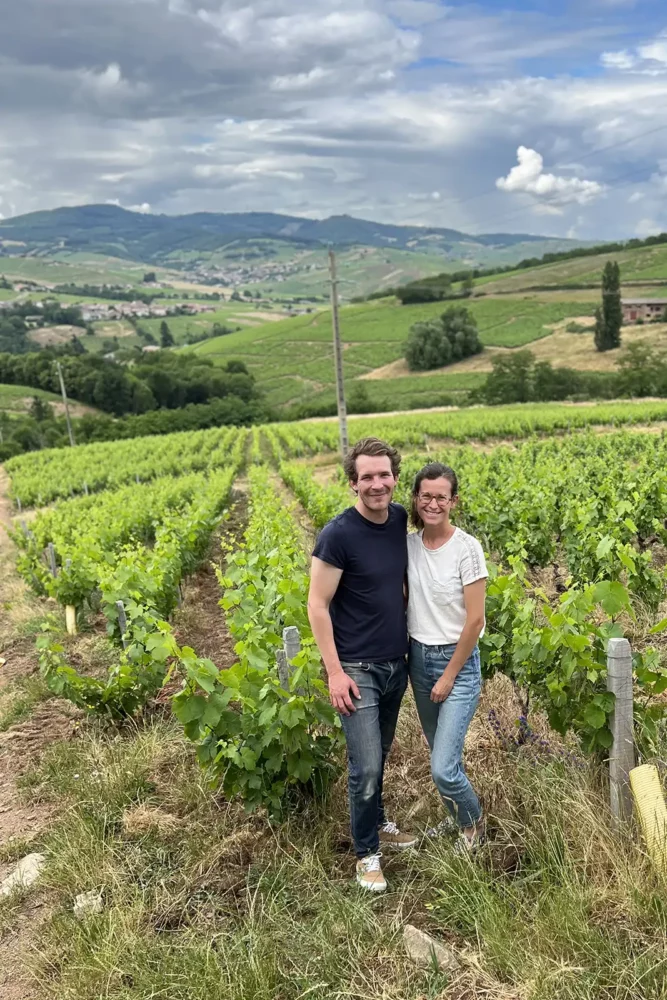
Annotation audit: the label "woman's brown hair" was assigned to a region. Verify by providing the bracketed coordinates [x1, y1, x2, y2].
[410, 462, 459, 530]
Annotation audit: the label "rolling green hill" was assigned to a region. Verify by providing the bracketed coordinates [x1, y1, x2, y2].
[187, 293, 596, 411]
[0, 204, 586, 300]
[186, 237, 667, 415]
[0, 383, 98, 418]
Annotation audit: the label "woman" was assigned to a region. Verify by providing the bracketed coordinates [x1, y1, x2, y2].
[407, 462, 487, 852]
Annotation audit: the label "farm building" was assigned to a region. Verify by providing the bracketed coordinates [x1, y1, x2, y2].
[621, 298, 667, 323]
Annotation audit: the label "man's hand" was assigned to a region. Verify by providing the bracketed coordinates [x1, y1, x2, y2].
[431, 672, 455, 704]
[329, 670, 361, 716]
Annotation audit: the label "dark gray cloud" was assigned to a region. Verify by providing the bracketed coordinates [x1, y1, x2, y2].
[0, 0, 666, 240]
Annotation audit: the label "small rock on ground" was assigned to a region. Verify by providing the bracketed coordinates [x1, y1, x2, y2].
[0, 853, 46, 898]
[403, 924, 460, 972]
[74, 889, 104, 920]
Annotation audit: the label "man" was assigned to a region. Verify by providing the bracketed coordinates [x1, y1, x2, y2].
[307, 436, 416, 893]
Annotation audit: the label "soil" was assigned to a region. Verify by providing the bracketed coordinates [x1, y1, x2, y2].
[171, 482, 249, 670]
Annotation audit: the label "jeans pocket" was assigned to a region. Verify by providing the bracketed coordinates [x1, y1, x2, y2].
[341, 661, 371, 673]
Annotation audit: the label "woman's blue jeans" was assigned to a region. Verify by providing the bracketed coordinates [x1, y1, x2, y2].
[408, 640, 482, 829]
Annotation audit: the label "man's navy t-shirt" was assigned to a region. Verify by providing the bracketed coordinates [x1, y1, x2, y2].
[312, 503, 408, 662]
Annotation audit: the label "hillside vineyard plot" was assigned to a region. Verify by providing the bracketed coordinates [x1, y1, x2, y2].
[5, 400, 667, 764]
[190, 296, 594, 409]
[5, 425, 240, 506]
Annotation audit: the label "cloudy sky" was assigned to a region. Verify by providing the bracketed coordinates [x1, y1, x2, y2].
[1, 0, 667, 239]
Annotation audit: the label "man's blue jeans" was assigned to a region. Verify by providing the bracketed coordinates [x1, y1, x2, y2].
[339, 658, 408, 859]
[408, 640, 482, 829]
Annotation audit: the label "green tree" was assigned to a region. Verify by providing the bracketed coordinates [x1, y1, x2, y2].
[614, 343, 664, 397]
[404, 306, 481, 372]
[461, 274, 474, 297]
[405, 320, 452, 370]
[29, 395, 53, 422]
[481, 350, 535, 404]
[348, 381, 373, 413]
[225, 360, 250, 375]
[595, 262, 622, 352]
[160, 321, 174, 348]
[143, 272, 157, 283]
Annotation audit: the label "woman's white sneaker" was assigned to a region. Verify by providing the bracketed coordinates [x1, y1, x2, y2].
[424, 817, 458, 839]
[356, 853, 387, 892]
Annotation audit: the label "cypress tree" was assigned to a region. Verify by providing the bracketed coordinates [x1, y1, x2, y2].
[596, 261, 623, 351]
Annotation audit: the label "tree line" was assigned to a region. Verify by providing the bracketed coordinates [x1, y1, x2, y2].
[0, 350, 259, 418]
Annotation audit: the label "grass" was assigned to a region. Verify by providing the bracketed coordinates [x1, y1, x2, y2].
[139, 302, 265, 345]
[188, 294, 595, 409]
[0, 384, 69, 414]
[10, 681, 667, 1000]
[480, 243, 667, 294]
[0, 254, 156, 286]
[0, 674, 51, 732]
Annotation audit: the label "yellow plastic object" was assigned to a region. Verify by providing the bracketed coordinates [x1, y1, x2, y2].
[65, 605, 77, 636]
[630, 764, 667, 875]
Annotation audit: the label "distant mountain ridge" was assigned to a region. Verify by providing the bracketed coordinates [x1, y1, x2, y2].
[0, 204, 584, 267]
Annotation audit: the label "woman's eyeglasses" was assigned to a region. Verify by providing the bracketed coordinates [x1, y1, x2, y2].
[417, 494, 453, 507]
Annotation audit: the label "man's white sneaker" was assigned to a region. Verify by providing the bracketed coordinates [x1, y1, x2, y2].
[378, 821, 418, 850]
[356, 853, 387, 892]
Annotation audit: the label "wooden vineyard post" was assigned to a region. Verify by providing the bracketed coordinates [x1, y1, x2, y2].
[116, 601, 129, 650]
[283, 626, 301, 663]
[46, 543, 57, 578]
[607, 637, 635, 826]
[276, 650, 289, 690]
[277, 627, 302, 690]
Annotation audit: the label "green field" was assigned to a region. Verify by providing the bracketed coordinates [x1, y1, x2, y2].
[138, 302, 272, 345]
[480, 243, 667, 294]
[0, 253, 177, 287]
[0, 384, 65, 412]
[0, 383, 101, 418]
[188, 293, 594, 408]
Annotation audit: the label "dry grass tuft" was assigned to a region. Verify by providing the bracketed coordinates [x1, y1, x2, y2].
[121, 804, 184, 838]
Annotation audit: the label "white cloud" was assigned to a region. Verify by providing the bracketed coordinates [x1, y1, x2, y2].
[386, 0, 444, 26]
[0, 0, 666, 242]
[600, 49, 636, 70]
[639, 34, 667, 65]
[628, 191, 644, 203]
[601, 30, 667, 74]
[635, 218, 662, 238]
[496, 146, 604, 212]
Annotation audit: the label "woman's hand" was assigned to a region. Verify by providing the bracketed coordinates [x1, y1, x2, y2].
[431, 671, 455, 703]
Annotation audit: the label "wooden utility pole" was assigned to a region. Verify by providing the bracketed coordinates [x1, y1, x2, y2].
[328, 250, 349, 460]
[55, 361, 76, 448]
